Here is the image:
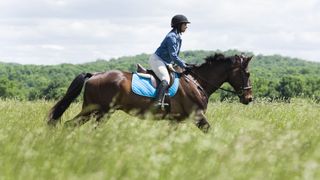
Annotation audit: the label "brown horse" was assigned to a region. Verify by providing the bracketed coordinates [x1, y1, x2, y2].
[48, 53, 253, 132]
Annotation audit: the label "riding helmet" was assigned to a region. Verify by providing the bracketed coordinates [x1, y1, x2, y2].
[171, 14, 190, 28]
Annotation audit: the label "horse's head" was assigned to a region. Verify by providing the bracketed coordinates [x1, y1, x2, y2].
[227, 54, 253, 104]
[189, 53, 253, 105]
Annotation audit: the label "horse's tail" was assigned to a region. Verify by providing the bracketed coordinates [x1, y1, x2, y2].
[47, 73, 93, 126]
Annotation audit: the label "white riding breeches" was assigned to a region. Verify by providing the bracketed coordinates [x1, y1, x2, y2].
[148, 54, 170, 84]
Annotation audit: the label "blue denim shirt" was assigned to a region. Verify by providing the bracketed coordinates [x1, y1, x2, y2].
[155, 29, 186, 68]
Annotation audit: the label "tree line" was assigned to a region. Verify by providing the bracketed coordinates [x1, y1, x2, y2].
[0, 50, 319, 102]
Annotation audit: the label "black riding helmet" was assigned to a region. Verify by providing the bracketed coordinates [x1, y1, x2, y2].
[171, 14, 190, 28]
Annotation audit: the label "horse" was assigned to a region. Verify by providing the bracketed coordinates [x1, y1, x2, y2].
[47, 53, 253, 133]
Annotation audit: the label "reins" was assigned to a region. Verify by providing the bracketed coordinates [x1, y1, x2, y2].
[185, 70, 239, 95]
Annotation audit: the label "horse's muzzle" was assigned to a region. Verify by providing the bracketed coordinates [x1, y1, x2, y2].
[240, 94, 253, 105]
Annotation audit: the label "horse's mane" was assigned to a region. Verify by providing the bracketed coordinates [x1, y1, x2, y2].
[204, 53, 232, 65]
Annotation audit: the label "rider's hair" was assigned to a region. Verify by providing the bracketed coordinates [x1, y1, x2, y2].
[173, 23, 183, 34]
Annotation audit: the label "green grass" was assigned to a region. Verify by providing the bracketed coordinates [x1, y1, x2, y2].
[0, 99, 320, 180]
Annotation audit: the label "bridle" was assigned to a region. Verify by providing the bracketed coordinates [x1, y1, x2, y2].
[186, 56, 252, 96]
[237, 55, 252, 96]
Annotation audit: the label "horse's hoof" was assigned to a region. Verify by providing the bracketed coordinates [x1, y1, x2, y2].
[199, 123, 210, 133]
[64, 121, 77, 128]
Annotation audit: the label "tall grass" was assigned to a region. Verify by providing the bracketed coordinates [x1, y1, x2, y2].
[0, 99, 319, 180]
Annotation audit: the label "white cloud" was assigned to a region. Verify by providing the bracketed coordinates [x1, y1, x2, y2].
[0, 0, 319, 64]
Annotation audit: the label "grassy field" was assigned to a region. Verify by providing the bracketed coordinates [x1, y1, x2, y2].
[0, 99, 319, 180]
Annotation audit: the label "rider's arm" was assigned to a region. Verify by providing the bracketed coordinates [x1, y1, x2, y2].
[166, 35, 187, 68]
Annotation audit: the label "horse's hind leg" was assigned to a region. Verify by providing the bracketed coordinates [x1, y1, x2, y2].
[64, 113, 91, 127]
[64, 104, 99, 127]
[194, 110, 211, 133]
[94, 107, 115, 125]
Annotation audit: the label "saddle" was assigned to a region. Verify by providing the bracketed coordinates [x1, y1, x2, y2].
[131, 64, 180, 98]
[136, 64, 176, 88]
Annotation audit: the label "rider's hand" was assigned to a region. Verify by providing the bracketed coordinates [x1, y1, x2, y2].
[184, 65, 192, 74]
[168, 64, 175, 72]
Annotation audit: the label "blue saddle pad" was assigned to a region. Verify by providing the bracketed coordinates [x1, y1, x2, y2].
[131, 73, 180, 98]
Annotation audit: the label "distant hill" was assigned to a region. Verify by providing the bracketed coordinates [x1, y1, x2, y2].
[0, 50, 319, 101]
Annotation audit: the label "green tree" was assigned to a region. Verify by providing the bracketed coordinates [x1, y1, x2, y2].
[40, 80, 67, 100]
[276, 76, 303, 99]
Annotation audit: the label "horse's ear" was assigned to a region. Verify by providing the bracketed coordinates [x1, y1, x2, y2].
[246, 56, 253, 63]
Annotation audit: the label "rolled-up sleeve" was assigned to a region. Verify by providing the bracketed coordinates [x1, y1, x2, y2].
[166, 35, 186, 68]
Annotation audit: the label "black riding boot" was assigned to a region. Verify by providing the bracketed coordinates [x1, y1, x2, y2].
[154, 80, 169, 108]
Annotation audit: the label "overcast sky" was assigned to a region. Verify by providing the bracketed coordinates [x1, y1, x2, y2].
[0, 0, 319, 64]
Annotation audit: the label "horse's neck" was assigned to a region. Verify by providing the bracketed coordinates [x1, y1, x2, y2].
[192, 65, 228, 96]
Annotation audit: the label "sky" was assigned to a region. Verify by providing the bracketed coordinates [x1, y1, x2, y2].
[0, 0, 319, 64]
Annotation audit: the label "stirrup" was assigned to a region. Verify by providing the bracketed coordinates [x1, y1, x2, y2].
[154, 93, 169, 110]
[154, 102, 169, 111]
[160, 100, 169, 110]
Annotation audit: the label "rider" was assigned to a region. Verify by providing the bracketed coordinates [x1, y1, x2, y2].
[149, 14, 191, 107]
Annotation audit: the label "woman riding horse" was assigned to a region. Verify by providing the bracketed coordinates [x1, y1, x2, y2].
[48, 53, 253, 133]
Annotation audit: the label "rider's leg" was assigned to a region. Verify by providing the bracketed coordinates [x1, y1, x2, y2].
[148, 54, 170, 106]
[154, 80, 169, 105]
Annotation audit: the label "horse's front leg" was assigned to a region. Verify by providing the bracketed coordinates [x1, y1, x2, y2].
[194, 110, 210, 133]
